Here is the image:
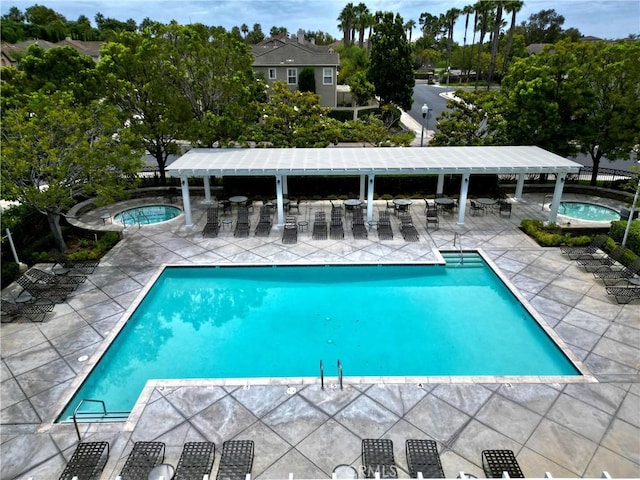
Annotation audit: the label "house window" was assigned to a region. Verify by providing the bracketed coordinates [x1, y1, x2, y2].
[287, 68, 297, 85]
[268, 68, 277, 80]
[323, 68, 333, 85]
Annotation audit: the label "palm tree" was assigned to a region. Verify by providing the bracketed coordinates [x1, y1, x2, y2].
[241, 23, 249, 39]
[354, 3, 370, 48]
[405, 19, 416, 42]
[487, 0, 503, 87]
[502, 0, 524, 72]
[473, 0, 493, 89]
[461, 4, 474, 82]
[337, 3, 355, 46]
[444, 8, 461, 85]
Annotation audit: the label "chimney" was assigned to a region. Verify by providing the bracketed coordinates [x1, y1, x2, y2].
[297, 29, 305, 44]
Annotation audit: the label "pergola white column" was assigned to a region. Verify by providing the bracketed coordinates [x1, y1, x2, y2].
[366, 174, 375, 223]
[457, 173, 470, 225]
[275, 174, 285, 226]
[359, 175, 366, 200]
[203, 176, 212, 204]
[180, 176, 194, 231]
[283, 176, 289, 197]
[437, 174, 445, 195]
[547, 173, 566, 223]
[514, 173, 526, 201]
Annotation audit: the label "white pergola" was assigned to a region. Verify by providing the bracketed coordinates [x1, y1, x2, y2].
[166, 146, 582, 230]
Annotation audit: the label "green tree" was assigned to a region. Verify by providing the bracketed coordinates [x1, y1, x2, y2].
[367, 12, 414, 110]
[431, 89, 507, 145]
[98, 28, 192, 185]
[337, 44, 369, 83]
[347, 71, 375, 106]
[519, 9, 565, 44]
[246, 23, 265, 44]
[253, 82, 340, 147]
[337, 3, 356, 46]
[161, 23, 257, 147]
[298, 67, 316, 93]
[1, 92, 143, 252]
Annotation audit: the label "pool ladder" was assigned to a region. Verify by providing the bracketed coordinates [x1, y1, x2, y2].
[72, 399, 129, 441]
[453, 233, 464, 265]
[319, 359, 343, 391]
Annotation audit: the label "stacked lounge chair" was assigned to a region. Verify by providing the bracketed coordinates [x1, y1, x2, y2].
[399, 213, 419, 242]
[481, 449, 524, 478]
[175, 441, 216, 480]
[593, 258, 640, 285]
[58, 441, 109, 480]
[313, 211, 328, 240]
[16, 274, 75, 303]
[362, 439, 397, 479]
[202, 206, 220, 237]
[254, 206, 272, 237]
[560, 234, 608, 260]
[216, 440, 254, 480]
[405, 439, 445, 478]
[119, 441, 166, 479]
[377, 211, 393, 240]
[1, 298, 55, 323]
[282, 216, 298, 244]
[234, 206, 250, 238]
[605, 285, 640, 304]
[352, 207, 368, 239]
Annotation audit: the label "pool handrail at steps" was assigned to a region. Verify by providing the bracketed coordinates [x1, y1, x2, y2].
[72, 399, 129, 441]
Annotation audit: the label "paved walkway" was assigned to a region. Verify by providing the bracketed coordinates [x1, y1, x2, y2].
[1, 193, 638, 479]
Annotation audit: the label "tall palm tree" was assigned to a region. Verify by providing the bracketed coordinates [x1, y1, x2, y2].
[487, 0, 503, 87]
[354, 3, 370, 48]
[241, 23, 249, 39]
[444, 8, 461, 85]
[461, 4, 474, 82]
[405, 19, 416, 42]
[473, 0, 492, 89]
[337, 3, 355, 46]
[502, 0, 524, 72]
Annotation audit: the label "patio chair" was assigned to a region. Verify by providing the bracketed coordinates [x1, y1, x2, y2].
[498, 200, 512, 217]
[58, 441, 109, 480]
[426, 205, 439, 231]
[560, 234, 609, 260]
[174, 441, 215, 480]
[282, 216, 298, 244]
[399, 214, 419, 242]
[576, 245, 627, 272]
[288, 198, 301, 214]
[605, 285, 640, 304]
[16, 275, 74, 303]
[119, 441, 165, 479]
[469, 199, 485, 216]
[405, 439, 445, 479]
[481, 450, 524, 478]
[203, 207, 220, 237]
[1, 298, 55, 323]
[216, 440, 254, 480]
[593, 258, 640, 286]
[330, 200, 344, 218]
[362, 439, 397, 479]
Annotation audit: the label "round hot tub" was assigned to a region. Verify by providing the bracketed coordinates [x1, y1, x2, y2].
[558, 201, 620, 222]
[113, 205, 181, 226]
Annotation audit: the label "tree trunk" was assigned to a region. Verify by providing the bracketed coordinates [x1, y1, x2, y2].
[47, 211, 67, 253]
[590, 151, 602, 186]
[152, 146, 168, 185]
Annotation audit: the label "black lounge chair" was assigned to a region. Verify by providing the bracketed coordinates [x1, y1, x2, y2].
[576, 245, 627, 272]
[216, 440, 254, 480]
[282, 216, 298, 244]
[119, 441, 165, 479]
[330, 217, 345, 239]
[52, 254, 99, 275]
[58, 441, 109, 480]
[1, 298, 55, 323]
[378, 211, 393, 240]
[234, 207, 251, 238]
[16, 275, 74, 302]
[406, 439, 445, 479]
[203, 207, 221, 237]
[254, 206, 272, 237]
[605, 285, 640, 304]
[593, 258, 640, 285]
[399, 214, 419, 242]
[313, 212, 328, 240]
[481, 450, 524, 478]
[26, 267, 86, 286]
[175, 441, 216, 480]
[560, 234, 609, 260]
[362, 439, 397, 479]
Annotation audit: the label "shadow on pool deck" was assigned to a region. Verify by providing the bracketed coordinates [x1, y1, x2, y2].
[1, 193, 638, 479]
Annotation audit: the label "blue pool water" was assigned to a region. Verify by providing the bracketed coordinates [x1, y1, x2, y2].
[559, 201, 620, 222]
[113, 205, 181, 225]
[60, 260, 580, 420]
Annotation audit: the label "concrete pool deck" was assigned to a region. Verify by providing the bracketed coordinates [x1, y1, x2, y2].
[1, 192, 638, 479]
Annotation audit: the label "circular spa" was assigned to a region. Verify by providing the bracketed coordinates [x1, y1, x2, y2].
[558, 201, 620, 222]
[113, 205, 181, 226]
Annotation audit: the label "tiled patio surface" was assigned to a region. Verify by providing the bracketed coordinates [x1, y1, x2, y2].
[1, 192, 638, 479]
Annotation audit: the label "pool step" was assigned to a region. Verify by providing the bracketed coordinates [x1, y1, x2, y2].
[441, 251, 484, 268]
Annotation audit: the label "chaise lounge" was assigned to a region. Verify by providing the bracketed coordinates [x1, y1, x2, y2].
[175, 441, 216, 480]
[119, 441, 166, 479]
[58, 441, 109, 480]
[216, 440, 254, 480]
[362, 439, 397, 479]
[481, 449, 525, 478]
[1, 298, 55, 323]
[405, 439, 445, 478]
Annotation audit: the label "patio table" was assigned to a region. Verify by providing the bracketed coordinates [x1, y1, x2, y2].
[229, 195, 248, 205]
[477, 197, 498, 213]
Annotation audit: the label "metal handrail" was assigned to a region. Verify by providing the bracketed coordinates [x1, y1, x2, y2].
[72, 399, 129, 441]
[337, 359, 343, 390]
[453, 233, 464, 265]
[136, 210, 149, 226]
[320, 360, 324, 390]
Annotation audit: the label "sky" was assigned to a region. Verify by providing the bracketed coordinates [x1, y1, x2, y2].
[2, 0, 639, 43]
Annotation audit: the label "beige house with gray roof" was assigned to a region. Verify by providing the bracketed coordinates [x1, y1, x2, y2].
[252, 30, 340, 108]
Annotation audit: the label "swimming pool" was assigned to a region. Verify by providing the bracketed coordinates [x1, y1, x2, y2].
[59, 257, 583, 421]
[113, 205, 181, 225]
[558, 201, 620, 222]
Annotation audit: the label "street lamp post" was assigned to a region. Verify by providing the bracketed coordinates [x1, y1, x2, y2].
[420, 104, 429, 147]
[622, 176, 639, 247]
